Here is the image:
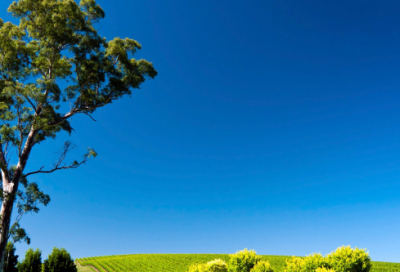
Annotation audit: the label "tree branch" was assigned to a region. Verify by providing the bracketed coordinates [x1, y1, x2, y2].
[83, 112, 96, 122]
[22, 141, 95, 178]
[0, 140, 10, 186]
[0, 141, 8, 170]
[24, 95, 37, 112]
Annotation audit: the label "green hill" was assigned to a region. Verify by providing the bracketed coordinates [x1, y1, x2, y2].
[77, 254, 400, 272]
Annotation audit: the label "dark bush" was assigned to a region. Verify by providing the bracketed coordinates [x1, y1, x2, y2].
[4, 242, 18, 272]
[17, 248, 42, 272]
[42, 247, 77, 272]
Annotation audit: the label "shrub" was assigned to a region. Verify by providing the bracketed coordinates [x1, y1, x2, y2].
[228, 249, 261, 272]
[42, 247, 77, 272]
[189, 263, 208, 272]
[207, 259, 228, 272]
[284, 257, 306, 272]
[251, 261, 274, 272]
[327, 246, 372, 272]
[284, 254, 331, 272]
[317, 268, 336, 272]
[4, 242, 18, 272]
[303, 253, 331, 272]
[17, 248, 42, 272]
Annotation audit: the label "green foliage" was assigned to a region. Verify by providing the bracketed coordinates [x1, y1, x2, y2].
[188, 263, 208, 272]
[251, 261, 274, 272]
[284, 246, 372, 272]
[17, 248, 41, 272]
[1, 0, 157, 147]
[0, 0, 156, 250]
[76, 253, 400, 272]
[4, 242, 18, 272]
[228, 249, 262, 272]
[207, 259, 228, 272]
[284, 257, 305, 272]
[79, 254, 233, 272]
[316, 268, 336, 272]
[327, 246, 372, 272]
[42, 248, 77, 272]
[9, 178, 51, 244]
[284, 254, 331, 272]
[372, 262, 400, 272]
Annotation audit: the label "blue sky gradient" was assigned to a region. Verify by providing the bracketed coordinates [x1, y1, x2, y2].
[1, 0, 400, 262]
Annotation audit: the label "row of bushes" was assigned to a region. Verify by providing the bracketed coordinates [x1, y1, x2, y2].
[5, 242, 77, 272]
[188, 249, 273, 272]
[189, 246, 372, 272]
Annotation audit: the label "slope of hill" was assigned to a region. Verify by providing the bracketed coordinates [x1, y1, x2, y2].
[76, 254, 400, 272]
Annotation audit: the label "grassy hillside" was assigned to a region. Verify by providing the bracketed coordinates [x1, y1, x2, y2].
[77, 254, 400, 272]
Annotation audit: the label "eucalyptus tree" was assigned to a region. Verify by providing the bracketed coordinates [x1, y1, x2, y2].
[0, 0, 157, 270]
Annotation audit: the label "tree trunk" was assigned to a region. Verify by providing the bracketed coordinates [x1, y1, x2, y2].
[0, 129, 36, 271]
[0, 188, 15, 272]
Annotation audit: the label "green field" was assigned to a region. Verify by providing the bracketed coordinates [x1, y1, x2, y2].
[77, 254, 400, 272]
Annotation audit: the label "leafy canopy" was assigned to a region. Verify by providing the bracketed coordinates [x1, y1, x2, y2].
[228, 249, 261, 272]
[17, 248, 42, 272]
[0, 0, 156, 149]
[284, 246, 372, 272]
[42, 247, 76, 272]
[0, 0, 156, 244]
[251, 261, 274, 272]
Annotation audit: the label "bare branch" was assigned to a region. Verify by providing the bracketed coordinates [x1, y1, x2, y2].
[112, 56, 119, 65]
[22, 141, 94, 178]
[0, 141, 8, 167]
[0, 141, 9, 183]
[22, 162, 85, 178]
[17, 106, 23, 158]
[83, 112, 97, 122]
[3, 142, 10, 163]
[47, 101, 107, 127]
[24, 95, 37, 112]
[13, 210, 25, 227]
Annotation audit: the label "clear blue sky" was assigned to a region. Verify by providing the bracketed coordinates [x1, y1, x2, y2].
[2, 0, 400, 263]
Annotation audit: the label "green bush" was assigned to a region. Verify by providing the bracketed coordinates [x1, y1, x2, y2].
[316, 268, 336, 272]
[284, 246, 371, 272]
[284, 254, 331, 272]
[17, 248, 41, 272]
[4, 242, 18, 272]
[188, 263, 208, 272]
[251, 261, 274, 272]
[207, 259, 228, 272]
[228, 249, 261, 272]
[42, 247, 77, 272]
[327, 246, 372, 272]
[284, 256, 306, 272]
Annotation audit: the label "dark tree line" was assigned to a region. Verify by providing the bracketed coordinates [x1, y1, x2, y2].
[4, 243, 76, 272]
